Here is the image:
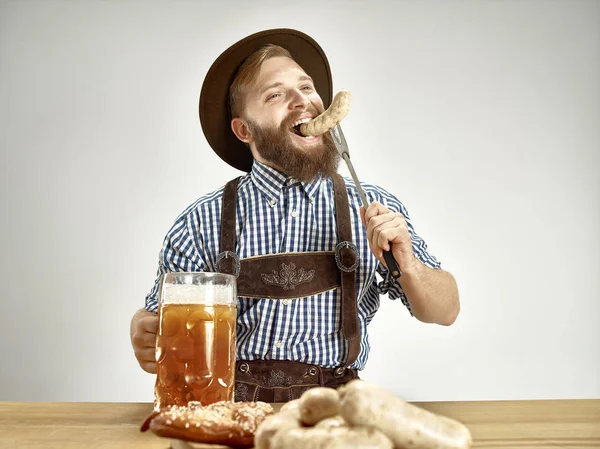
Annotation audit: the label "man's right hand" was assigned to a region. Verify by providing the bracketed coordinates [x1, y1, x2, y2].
[130, 308, 159, 374]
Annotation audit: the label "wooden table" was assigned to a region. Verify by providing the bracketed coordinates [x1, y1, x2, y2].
[0, 399, 598, 448]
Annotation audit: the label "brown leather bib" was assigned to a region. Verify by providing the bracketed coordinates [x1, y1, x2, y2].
[216, 173, 361, 400]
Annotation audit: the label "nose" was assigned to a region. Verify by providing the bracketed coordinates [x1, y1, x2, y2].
[289, 88, 310, 110]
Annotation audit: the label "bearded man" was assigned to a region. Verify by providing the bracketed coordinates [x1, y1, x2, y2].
[130, 29, 460, 402]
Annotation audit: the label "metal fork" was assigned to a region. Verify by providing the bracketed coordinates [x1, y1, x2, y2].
[330, 124, 402, 279]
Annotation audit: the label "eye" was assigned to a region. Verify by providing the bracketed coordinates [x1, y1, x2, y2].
[266, 93, 281, 101]
[301, 85, 313, 92]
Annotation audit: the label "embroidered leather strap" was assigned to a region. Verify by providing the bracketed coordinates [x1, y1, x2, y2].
[237, 252, 340, 299]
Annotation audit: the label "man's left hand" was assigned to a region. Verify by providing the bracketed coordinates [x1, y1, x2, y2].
[360, 202, 419, 274]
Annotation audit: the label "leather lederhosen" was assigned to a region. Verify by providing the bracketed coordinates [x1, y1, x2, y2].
[216, 173, 362, 403]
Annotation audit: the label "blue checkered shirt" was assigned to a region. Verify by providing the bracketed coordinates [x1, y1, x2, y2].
[145, 161, 441, 370]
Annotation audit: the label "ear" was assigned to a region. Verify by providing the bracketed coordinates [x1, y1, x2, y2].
[231, 118, 254, 144]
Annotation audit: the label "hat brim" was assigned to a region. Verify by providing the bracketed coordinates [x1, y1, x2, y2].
[199, 28, 333, 172]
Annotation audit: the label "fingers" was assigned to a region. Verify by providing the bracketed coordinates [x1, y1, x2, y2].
[363, 202, 405, 235]
[367, 240, 383, 263]
[376, 227, 403, 251]
[361, 202, 411, 265]
[140, 315, 159, 334]
[131, 312, 159, 374]
[141, 361, 157, 374]
[366, 213, 405, 242]
[132, 315, 158, 357]
[364, 202, 388, 223]
[133, 332, 157, 373]
[132, 331, 157, 349]
[135, 347, 156, 363]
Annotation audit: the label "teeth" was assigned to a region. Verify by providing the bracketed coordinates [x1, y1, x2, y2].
[292, 117, 312, 127]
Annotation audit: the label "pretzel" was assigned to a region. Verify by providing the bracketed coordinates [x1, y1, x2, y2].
[299, 90, 352, 136]
[141, 400, 274, 449]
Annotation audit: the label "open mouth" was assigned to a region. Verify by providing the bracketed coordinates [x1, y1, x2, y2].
[290, 117, 313, 137]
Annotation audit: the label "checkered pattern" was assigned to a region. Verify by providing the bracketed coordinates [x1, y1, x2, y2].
[145, 161, 441, 369]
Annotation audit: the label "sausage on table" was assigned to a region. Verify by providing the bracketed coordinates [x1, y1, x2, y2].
[338, 380, 473, 449]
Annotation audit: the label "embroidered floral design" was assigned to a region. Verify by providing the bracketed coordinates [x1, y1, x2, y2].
[266, 370, 299, 387]
[235, 382, 249, 402]
[261, 263, 315, 290]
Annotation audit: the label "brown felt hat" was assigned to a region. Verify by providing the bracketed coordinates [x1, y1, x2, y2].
[199, 28, 333, 172]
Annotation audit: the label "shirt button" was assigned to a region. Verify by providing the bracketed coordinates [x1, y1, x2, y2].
[309, 197, 315, 203]
[274, 341, 283, 348]
[282, 299, 290, 306]
[270, 199, 276, 206]
[291, 209, 298, 217]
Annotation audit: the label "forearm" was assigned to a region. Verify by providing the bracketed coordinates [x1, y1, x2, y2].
[398, 262, 460, 326]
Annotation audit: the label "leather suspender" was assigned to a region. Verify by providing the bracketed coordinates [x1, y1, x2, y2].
[218, 176, 242, 277]
[330, 173, 361, 369]
[218, 173, 360, 369]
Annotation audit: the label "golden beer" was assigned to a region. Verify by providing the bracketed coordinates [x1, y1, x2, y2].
[154, 273, 236, 411]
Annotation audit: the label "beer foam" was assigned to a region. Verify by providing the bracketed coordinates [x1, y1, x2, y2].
[161, 283, 235, 305]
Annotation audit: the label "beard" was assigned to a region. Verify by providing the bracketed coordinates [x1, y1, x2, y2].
[246, 115, 339, 183]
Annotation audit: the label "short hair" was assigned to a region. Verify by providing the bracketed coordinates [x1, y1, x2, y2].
[228, 44, 294, 118]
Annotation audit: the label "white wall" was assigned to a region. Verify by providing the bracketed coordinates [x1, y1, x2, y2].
[1, 0, 598, 403]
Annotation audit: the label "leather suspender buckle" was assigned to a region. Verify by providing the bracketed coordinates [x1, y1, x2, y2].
[335, 241, 359, 272]
[216, 251, 241, 278]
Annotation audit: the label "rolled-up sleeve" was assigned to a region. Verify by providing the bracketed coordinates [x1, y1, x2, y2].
[369, 186, 442, 314]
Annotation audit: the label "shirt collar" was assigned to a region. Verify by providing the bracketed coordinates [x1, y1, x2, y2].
[250, 160, 324, 205]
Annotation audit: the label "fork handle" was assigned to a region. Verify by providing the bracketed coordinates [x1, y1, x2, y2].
[341, 153, 402, 279]
[383, 250, 402, 279]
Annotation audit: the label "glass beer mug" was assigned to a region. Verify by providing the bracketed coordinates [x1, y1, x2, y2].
[154, 272, 237, 411]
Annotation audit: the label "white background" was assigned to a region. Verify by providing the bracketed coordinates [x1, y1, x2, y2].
[1, 0, 598, 403]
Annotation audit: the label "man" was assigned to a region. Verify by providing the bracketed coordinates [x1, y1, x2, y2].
[130, 28, 460, 402]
